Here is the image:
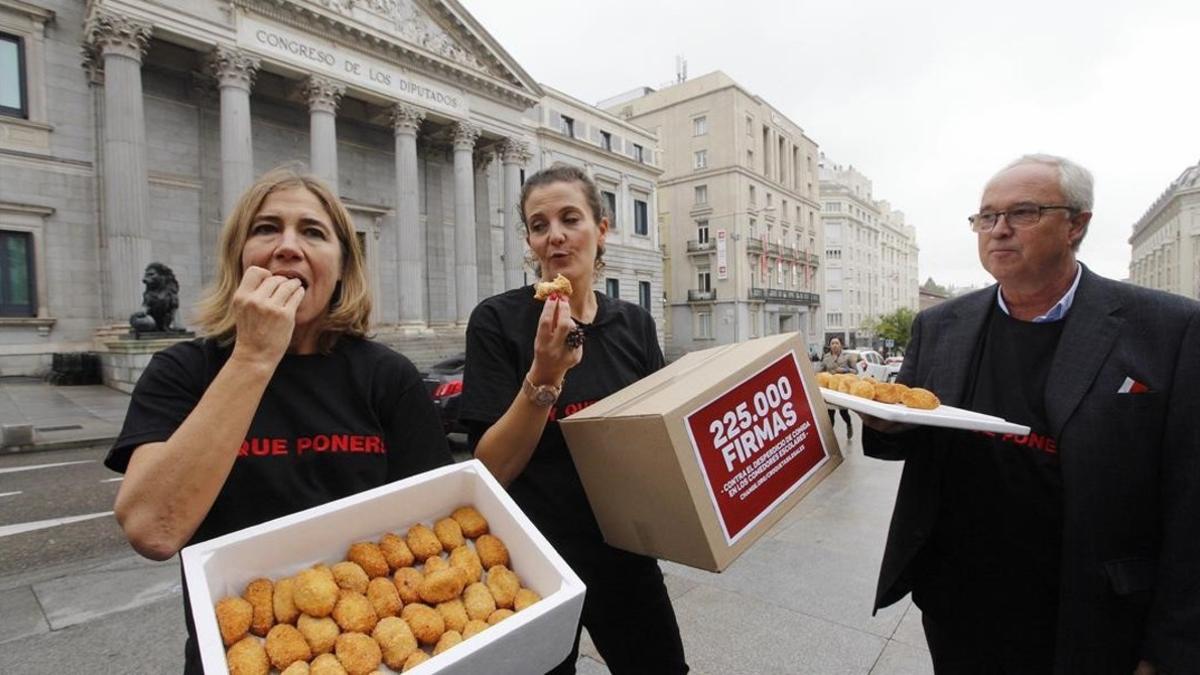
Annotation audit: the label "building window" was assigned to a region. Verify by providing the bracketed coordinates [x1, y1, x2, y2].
[693, 115, 708, 136]
[747, 149, 754, 167]
[639, 281, 651, 311]
[697, 311, 713, 339]
[632, 144, 644, 163]
[697, 270, 712, 292]
[766, 193, 772, 208]
[745, 115, 753, 136]
[559, 114, 575, 137]
[0, 230, 34, 316]
[606, 277, 620, 299]
[600, 130, 612, 151]
[0, 33, 26, 119]
[694, 150, 707, 170]
[749, 185, 756, 206]
[696, 219, 709, 244]
[601, 190, 617, 229]
[827, 312, 842, 326]
[694, 185, 708, 205]
[633, 199, 648, 235]
[748, 218, 756, 240]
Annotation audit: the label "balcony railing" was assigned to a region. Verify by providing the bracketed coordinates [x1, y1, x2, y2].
[746, 238, 763, 253]
[686, 239, 715, 254]
[748, 288, 820, 306]
[687, 289, 717, 302]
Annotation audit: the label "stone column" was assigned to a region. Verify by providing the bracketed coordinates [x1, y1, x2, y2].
[500, 139, 530, 289]
[391, 103, 425, 329]
[211, 46, 260, 218]
[87, 11, 153, 322]
[305, 75, 344, 189]
[473, 149, 493, 300]
[452, 122, 480, 324]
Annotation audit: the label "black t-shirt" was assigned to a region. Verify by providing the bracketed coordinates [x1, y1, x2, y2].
[106, 336, 453, 544]
[459, 286, 665, 541]
[916, 303, 1065, 645]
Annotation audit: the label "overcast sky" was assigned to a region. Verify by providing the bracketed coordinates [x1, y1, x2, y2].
[462, 0, 1200, 288]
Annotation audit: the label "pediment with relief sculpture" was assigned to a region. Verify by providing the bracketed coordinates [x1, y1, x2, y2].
[297, 0, 539, 101]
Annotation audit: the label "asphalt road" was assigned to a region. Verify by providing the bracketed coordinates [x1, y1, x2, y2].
[0, 445, 132, 580]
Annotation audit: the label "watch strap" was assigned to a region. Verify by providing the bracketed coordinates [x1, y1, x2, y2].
[523, 375, 562, 407]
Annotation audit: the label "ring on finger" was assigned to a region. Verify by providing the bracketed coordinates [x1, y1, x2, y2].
[565, 327, 585, 349]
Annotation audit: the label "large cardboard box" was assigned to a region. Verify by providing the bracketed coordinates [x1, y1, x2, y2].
[559, 332, 841, 571]
[181, 460, 585, 674]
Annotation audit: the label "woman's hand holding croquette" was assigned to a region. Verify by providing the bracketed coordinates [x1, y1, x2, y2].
[528, 293, 580, 387]
[230, 266, 306, 370]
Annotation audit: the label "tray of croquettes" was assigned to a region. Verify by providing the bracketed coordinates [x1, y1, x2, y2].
[817, 372, 1031, 435]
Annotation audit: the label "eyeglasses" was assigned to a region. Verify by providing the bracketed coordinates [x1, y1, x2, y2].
[967, 204, 1079, 233]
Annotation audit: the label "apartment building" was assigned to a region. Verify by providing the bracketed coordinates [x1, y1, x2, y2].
[819, 155, 918, 347]
[603, 71, 823, 359]
[1129, 160, 1200, 300]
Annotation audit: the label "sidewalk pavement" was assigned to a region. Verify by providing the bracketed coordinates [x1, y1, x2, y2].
[0, 419, 934, 675]
[0, 378, 129, 452]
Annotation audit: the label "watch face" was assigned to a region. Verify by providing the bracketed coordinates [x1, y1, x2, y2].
[534, 387, 558, 406]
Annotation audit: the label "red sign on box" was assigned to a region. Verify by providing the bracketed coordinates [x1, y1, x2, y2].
[684, 352, 830, 544]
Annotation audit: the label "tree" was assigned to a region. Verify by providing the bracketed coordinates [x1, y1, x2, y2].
[875, 307, 916, 349]
[921, 277, 949, 296]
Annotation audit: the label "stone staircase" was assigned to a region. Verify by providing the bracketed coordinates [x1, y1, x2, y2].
[371, 325, 467, 371]
[91, 324, 466, 379]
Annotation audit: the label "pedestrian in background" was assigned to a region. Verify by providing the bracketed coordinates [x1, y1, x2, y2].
[818, 336, 856, 438]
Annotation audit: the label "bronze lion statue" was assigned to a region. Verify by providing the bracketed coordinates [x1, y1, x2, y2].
[129, 262, 180, 334]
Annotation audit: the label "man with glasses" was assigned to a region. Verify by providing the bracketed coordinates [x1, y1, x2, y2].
[861, 155, 1199, 674]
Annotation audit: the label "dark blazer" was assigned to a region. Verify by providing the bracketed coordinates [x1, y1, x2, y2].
[863, 265, 1200, 674]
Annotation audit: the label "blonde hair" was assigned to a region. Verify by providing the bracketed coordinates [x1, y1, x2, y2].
[194, 166, 371, 352]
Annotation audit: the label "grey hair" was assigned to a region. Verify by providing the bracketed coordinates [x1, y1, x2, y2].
[992, 153, 1093, 251]
[1000, 153, 1094, 211]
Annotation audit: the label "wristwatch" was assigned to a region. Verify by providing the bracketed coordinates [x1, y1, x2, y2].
[523, 375, 562, 407]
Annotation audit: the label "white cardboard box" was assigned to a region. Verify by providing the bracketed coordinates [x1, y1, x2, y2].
[181, 460, 585, 674]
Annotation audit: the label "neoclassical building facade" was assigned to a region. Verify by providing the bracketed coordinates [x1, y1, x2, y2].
[0, 0, 662, 375]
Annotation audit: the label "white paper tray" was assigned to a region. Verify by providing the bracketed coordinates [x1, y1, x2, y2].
[820, 388, 1031, 435]
[181, 460, 585, 675]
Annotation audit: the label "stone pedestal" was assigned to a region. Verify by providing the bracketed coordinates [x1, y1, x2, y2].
[100, 335, 194, 393]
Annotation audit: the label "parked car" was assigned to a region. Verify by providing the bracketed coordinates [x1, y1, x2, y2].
[421, 352, 466, 434]
[844, 349, 898, 382]
[883, 356, 903, 381]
